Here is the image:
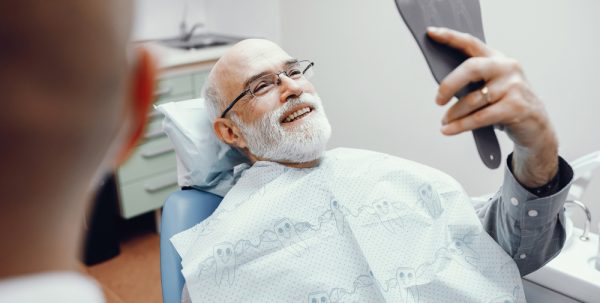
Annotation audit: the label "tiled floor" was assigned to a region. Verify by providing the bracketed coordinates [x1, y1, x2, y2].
[86, 213, 162, 303]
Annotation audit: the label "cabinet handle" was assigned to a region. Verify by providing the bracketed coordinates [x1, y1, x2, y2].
[144, 173, 178, 193]
[154, 86, 173, 98]
[141, 144, 173, 158]
[144, 128, 166, 140]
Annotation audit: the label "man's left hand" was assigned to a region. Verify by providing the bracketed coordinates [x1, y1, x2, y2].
[427, 26, 558, 188]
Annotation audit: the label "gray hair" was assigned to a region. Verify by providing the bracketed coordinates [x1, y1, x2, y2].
[201, 71, 223, 123]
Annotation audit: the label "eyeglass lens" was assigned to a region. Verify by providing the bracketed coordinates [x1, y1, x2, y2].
[248, 61, 313, 97]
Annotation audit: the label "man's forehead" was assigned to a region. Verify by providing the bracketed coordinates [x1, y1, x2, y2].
[215, 40, 294, 91]
[234, 44, 292, 75]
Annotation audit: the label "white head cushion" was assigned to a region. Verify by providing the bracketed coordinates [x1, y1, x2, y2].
[156, 98, 249, 197]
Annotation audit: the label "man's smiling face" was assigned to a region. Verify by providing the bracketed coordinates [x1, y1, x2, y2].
[211, 39, 332, 165]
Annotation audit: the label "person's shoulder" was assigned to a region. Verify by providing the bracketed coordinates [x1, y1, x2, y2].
[326, 147, 384, 161]
[325, 147, 460, 184]
[0, 271, 105, 303]
[325, 147, 425, 169]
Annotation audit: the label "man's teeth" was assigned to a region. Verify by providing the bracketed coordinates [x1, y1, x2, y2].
[283, 107, 311, 123]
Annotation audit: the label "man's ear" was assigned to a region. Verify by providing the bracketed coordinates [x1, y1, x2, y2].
[117, 47, 156, 165]
[213, 117, 247, 149]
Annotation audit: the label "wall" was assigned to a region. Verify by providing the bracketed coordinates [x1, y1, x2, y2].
[280, 0, 600, 229]
[132, 0, 207, 41]
[132, 0, 281, 42]
[203, 0, 281, 43]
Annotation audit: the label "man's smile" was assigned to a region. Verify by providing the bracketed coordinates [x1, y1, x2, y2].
[281, 105, 314, 124]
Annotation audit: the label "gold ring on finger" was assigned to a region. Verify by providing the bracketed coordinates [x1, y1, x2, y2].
[481, 86, 492, 105]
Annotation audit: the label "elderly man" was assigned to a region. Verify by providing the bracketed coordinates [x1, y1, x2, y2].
[0, 0, 155, 301]
[175, 27, 572, 302]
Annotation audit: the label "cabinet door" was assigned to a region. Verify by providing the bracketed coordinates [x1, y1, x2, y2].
[156, 74, 194, 102]
[118, 170, 179, 219]
[118, 135, 176, 185]
[117, 65, 215, 219]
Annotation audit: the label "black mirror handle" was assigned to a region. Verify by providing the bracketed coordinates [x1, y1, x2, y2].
[394, 0, 501, 169]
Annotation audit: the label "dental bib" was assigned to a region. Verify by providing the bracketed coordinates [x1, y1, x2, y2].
[171, 148, 524, 302]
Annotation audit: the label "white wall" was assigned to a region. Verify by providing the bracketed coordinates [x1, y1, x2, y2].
[203, 0, 281, 43]
[280, 0, 600, 229]
[132, 0, 281, 42]
[132, 0, 207, 40]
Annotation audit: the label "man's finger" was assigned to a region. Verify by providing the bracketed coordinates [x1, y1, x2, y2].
[427, 27, 491, 58]
[436, 57, 501, 105]
[442, 78, 505, 125]
[441, 101, 509, 136]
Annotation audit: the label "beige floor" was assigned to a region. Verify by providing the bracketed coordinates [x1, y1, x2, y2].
[86, 215, 162, 303]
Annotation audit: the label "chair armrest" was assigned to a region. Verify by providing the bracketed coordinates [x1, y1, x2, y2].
[160, 188, 222, 303]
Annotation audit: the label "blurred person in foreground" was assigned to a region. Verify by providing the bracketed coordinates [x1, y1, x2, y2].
[0, 1, 155, 302]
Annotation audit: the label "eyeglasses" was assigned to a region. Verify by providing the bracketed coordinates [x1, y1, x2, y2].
[220, 60, 315, 118]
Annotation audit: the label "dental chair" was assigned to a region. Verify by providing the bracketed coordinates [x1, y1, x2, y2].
[160, 187, 223, 303]
[156, 98, 244, 303]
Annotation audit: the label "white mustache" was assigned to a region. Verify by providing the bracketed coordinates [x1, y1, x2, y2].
[231, 91, 331, 164]
[273, 94, 319, 122]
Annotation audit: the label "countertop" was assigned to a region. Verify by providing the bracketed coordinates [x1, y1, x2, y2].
[524, 228, 600, 302]
[142, 42, 232, 75]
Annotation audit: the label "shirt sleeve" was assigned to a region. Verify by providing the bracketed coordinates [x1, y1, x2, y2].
[472, 153, 573, 276]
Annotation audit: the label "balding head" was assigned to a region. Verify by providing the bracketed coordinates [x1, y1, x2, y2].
[0, 0, 144, 195]
[203, 39, 331, 167]
[204, 39, 295, 120]
[0, 0, 155, 277]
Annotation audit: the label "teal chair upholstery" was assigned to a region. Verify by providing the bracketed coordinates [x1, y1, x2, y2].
[160, 188, 223, 303]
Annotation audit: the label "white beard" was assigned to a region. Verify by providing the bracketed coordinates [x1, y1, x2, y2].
[231, 93, 332, 164]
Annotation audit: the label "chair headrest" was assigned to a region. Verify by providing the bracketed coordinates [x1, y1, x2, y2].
[156, 98, 250, 197]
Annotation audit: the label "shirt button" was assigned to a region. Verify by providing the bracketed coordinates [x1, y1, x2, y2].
[510, 197, 519, 206]
[520, 253, 527, 259]
[528, 210, 538, 217]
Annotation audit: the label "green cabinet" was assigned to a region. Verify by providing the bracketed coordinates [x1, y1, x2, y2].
[116, 67, 212, 219]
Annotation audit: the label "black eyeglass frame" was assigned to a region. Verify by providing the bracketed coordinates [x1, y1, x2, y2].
[219, 60, 315, 118]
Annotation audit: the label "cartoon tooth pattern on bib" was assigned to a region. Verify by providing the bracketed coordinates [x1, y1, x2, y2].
[171, 148, 524, 302]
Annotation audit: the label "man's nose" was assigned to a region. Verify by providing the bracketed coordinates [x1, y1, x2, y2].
[278, 75, 303, 103]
